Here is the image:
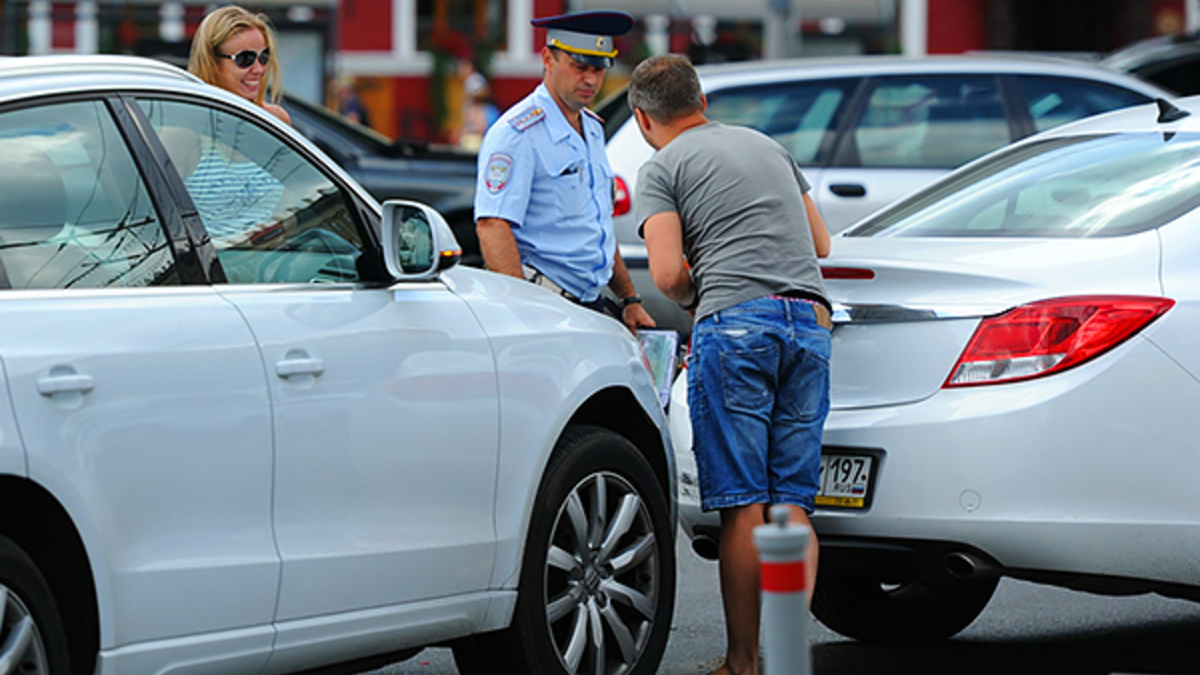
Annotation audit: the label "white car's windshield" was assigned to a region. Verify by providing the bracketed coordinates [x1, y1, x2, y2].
[849, 132, 1200, 238]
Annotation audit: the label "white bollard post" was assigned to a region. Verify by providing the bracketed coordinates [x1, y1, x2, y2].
[754, 505, 811, 675]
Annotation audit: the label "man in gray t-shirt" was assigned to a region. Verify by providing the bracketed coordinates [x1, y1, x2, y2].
[629, 54, 831, 675]
[634, 120, 828, 322]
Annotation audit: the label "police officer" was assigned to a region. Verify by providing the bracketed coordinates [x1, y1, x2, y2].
[474, 11, 655, 331]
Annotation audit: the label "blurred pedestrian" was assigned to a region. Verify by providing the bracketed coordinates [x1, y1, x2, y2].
[473, 11, 655, 331]
[630, 53, 832, 675]
[336, 76, 371, 128]
[456, 64, 499, 150]
[189, 5, 291, 125]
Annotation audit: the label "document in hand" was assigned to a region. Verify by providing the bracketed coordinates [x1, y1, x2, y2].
[636, 329, 680, 409]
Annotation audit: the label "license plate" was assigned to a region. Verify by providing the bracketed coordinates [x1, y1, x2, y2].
[816, 453, 873, 509]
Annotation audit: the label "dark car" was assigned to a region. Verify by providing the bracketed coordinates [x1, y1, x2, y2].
[1102, 32, 1200, 96]
[283, 93, 483, 265]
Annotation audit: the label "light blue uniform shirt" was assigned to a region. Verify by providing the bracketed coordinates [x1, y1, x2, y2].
[474, 84, 616, 302]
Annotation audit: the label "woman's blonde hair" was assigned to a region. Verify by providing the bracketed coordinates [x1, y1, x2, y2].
[188, 5, 282, 107]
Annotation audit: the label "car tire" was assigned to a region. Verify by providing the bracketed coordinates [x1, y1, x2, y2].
[812, 570, 997, 643]
[0, 535, 71, 675]
[453, 425, 675, 675]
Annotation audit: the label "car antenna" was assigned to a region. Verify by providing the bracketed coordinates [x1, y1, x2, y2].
[1156, 98, 1190, 124]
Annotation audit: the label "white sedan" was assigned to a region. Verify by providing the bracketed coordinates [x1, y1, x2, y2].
[671, 95, 1200, 643]
[0, 55, 675, 675]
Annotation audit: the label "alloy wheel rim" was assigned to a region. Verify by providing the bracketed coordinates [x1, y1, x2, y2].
[0, 584, 48, 675]
[545, 471, 659, 675]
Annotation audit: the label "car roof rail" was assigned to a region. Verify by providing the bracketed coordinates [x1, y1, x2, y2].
[0, 54, 201, 84]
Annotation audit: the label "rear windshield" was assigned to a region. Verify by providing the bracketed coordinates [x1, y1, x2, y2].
[848, 132, 1200, 238]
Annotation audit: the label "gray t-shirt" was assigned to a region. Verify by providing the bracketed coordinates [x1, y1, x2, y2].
[635, 121, 828, 321]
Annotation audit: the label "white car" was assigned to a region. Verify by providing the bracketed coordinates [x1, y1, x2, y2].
[670, 95, 1200, 643]
[600, 54, 1172, 333]
[0, 55, 676, 675]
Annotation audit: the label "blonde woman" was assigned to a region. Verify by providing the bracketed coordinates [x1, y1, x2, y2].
[188, 5, 291, 124]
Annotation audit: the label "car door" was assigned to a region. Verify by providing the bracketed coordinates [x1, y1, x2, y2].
[0, 97, 278, 661]
[819, 74, 1012, 232]
[134, 98, 500, 629]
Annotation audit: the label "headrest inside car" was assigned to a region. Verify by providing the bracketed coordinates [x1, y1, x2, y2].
[0, 146, 67, 231]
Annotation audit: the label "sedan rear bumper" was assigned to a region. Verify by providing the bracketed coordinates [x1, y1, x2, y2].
[677, 333, 1200, 593]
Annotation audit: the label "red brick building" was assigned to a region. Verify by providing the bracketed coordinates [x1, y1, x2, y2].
[333, 0, 566, 141]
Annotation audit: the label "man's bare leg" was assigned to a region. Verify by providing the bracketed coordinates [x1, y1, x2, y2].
[715, 503, 820, 675]
[718, 504, 766, 675]
[776, 503, 819, 598]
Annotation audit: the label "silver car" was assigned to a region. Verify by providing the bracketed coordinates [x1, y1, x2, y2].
[0, 55, 675, 675]
[670, 94, 1200, 643]
[602, 54, 1172, 333]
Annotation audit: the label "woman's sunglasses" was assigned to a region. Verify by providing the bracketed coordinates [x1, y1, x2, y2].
[218, 48, 270, 69]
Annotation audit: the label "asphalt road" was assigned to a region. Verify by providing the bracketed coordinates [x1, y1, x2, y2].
[367, 531, 1200, 675]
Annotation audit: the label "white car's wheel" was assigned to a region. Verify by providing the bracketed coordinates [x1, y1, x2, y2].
[813, 570, 997, 643]
[454, 425, 675, 675]
[0, 536, 69, 675]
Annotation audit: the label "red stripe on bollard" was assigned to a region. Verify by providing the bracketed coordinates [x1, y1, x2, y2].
[760, 560, 807, 593]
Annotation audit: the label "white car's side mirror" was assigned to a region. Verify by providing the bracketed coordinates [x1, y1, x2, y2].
[381, 200, 462, 280]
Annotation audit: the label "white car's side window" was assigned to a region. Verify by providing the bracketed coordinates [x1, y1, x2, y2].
[1017, 75, 1150, 133]
[0, 100, 176, 290]
[137, 98, 366, 285]
[854, 76, 1009, 169]
[705, 78, 857, 165]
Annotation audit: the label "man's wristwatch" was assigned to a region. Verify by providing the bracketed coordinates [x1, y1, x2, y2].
[679, 288, 699, 311]
[620, 295, 644, 309]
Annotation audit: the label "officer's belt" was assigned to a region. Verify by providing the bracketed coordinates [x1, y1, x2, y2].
[523, 265, 581, 303]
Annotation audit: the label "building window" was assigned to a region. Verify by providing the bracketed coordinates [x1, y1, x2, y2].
[417, 0, 507, 55]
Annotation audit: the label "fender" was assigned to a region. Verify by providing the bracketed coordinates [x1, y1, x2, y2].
[439, 267, 674, 592]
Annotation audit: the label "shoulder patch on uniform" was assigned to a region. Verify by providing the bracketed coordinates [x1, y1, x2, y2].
[508, 106, 546, 132]
[485, 152, 514, 193]
[583, 108, 604, 124]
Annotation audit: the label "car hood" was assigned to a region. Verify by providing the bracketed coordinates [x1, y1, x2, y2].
[823, 232, 1163, 409]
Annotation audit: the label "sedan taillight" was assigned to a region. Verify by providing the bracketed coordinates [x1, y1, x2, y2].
[613, 175, 631, 217]
[944, 296, 1174, 388]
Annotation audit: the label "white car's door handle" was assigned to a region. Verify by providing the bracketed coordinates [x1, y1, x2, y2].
[37, 374, 95, 396]
[275, 358, 326, 379]
[829, 183, 867, 198]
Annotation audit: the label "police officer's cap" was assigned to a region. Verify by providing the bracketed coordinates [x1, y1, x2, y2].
[532, 11, 635, 69]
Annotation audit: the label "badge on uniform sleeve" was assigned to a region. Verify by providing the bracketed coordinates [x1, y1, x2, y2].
[485, 153, 513, 193]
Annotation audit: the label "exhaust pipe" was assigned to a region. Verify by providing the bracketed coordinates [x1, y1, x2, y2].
[691, 533, 720, 561]
[943, 551, 999, 579]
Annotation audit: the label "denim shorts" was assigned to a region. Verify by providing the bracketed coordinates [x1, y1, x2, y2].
[688, 296, 831, 513]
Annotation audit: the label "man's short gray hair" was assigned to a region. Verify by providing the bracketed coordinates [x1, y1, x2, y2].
[627, 54, 703, 123]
